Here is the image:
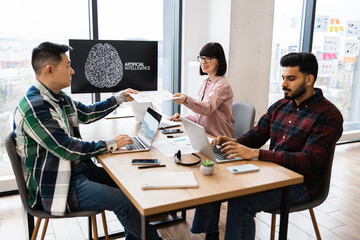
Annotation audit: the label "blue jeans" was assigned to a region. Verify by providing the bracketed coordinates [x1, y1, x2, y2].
[72, 160, 159, 240]
[191, 184, 311, 240]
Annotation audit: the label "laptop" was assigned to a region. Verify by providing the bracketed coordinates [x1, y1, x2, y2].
[131, 101, 180, 128]
[112, 107, 162, 154]
[181, 117, 244, 163]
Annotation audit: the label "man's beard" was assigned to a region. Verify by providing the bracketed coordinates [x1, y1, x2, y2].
[283, 82, 306, 100]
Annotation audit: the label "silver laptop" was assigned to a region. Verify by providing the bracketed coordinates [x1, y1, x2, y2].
[181, 117, 243, 163]
[112, 107, 162, 154]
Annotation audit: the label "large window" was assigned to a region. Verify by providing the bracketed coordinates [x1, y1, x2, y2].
[268, 0, 304, 105]
[0, 0, 180, 193]
[0, 0, 90, 192]
[313, 0, 360, 136]
[269, 0, 360, 142]
[96, 0, 176, 114]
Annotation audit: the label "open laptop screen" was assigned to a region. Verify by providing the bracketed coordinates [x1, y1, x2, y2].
[138, 108, 162, 148]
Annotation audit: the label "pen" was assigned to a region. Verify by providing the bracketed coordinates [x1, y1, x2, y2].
[138, 164, 166, 169]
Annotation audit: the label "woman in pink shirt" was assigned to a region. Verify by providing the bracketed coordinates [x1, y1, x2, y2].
[170, 42, 235, 138]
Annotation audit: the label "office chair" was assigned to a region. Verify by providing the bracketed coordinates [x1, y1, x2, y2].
[268, 149, 336, 240]
[232, 102, 256, 138]
[5, 132, 109, 240]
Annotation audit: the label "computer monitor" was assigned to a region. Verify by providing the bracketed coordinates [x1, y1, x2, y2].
[69, 39, 158, 93]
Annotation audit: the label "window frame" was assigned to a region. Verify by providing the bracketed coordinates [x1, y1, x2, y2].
[0, 0, 182, 194]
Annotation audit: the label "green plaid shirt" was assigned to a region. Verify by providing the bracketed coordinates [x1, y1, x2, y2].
[13, 81, 123, 216]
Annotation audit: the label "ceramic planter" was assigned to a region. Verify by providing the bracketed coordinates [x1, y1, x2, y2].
[200, 165, 214, 175]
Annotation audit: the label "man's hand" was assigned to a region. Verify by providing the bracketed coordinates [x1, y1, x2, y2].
[123, 88, 139, 102]
[169, 113, 181, 121]
[221, 141, 259, 160]
[211, 136, 238, 147]
[115, 134, 133, 149]
[172, 93, 187, 105]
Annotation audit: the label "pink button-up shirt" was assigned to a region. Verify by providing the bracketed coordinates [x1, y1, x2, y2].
[184, 76, 235, 137]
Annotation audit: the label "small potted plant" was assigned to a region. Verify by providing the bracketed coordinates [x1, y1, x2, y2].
[200, 159, 215, 176]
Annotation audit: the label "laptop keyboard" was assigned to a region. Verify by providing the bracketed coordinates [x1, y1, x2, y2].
[212, 147, 242, 162]
[212, 147, 228, 161]
[126, 137, 146, 150]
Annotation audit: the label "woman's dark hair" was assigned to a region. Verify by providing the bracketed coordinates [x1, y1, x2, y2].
[280, 52, 318, 81]
[32, 42, 72, 75]
[199, 42, 227, 76]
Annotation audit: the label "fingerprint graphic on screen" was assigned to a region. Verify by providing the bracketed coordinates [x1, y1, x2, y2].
[84, 43, 123, 88]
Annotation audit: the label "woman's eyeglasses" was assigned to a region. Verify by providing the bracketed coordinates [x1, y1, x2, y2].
[197, 56, 214, 63]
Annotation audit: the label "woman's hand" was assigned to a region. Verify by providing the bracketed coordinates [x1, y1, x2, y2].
[169, 113, 181, 121]
[172, 93, 187, 105]
[114, 134, 133, 149]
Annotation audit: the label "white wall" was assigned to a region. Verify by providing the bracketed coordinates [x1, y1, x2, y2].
[181, 0, 231, 88]
[181, 0, 231, 116]
[205, 0, 231, 61]
[182, 0, 275, 123]
[228, 0, 275, 121]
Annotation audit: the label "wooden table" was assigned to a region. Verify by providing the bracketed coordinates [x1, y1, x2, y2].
[81, 117, 303, 240]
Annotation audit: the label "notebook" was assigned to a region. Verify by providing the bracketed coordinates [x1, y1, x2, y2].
[181, 117, 244, 163]
[141, 171, 198, 189]
[112, 107, 161, 154]
[131, 100, 180, 128]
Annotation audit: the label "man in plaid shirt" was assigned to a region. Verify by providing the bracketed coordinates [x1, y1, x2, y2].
[13, 42, 161, 239]
[191, 52, 343, 240]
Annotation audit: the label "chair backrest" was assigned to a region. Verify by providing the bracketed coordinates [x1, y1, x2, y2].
[292, 148, 336, 211]
[5, 132, 102, 220]
[232, 102, 256, 138]
[272, 148, 336, 214]
[5, 132, 34, 213]
[5, 133, 106, 240]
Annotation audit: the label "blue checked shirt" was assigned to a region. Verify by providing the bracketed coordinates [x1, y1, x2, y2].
[13, 81, 123, 216]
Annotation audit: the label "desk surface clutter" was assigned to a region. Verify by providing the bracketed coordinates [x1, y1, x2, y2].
[79, 116, 303, 239]
[80, 116, 303, 216]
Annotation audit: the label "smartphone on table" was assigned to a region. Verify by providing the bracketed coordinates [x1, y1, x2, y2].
[226, 164, 259, 174]
[131, 159, 160, 165]
[161, 128, 183, 134]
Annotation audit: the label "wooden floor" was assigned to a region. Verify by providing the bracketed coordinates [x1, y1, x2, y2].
[0, 141, 359, 240]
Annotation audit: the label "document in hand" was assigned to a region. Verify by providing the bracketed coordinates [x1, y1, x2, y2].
[141, 171, 198, 189]
[129, 90, 180, 103]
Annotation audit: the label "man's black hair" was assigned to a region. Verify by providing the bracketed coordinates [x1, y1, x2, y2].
[31, 42, 72, 75]
[199, 42, 227, 76]
[280, 52, 318, 81]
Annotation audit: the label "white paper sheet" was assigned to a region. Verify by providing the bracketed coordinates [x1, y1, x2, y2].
[153, 136, 198, 157]
[129, 90, 180, 103]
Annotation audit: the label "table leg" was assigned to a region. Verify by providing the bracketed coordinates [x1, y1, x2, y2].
[25, 210, 34, 239]
[181, 210, 186, 219]
[141, 215, 151, 240]
[88, 216, 93, 240]
[279, 186, 291, 240]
